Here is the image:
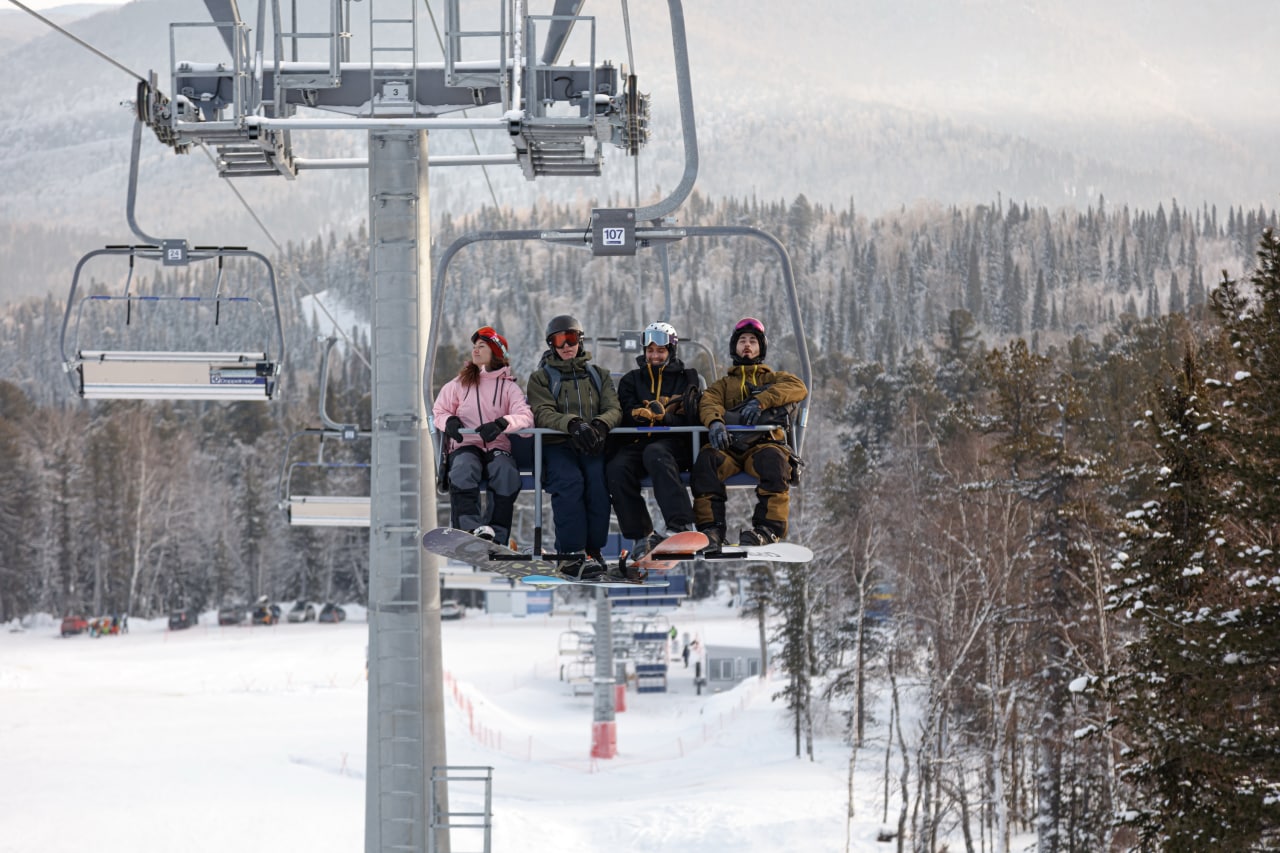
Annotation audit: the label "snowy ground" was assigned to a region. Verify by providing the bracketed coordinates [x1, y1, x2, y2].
[1, 596, 904, 853]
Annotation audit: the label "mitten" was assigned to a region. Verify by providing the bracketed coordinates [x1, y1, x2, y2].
[477, 417, 508, 443]
[444, 416, 464, 443]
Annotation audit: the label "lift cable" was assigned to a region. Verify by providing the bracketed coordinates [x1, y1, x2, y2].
[8, 0, 373, 373]
[423, 0, 501, 212]
[194, 144, 373, 372]
[422, 0, 543, 353]
[620, 0, 673, 321]
[6, 0, 149, 85]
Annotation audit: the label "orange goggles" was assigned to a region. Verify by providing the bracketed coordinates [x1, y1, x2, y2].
[549, 330, 582, 348]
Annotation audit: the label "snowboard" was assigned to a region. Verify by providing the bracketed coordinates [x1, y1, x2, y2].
[421, 527, 669, 587]
[629, 530, 711, 572]
[701, 541, 813, 563]
[421, 526, 560, 583]
[520, 573, 670, 589]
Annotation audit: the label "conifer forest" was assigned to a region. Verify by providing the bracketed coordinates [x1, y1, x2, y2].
[2, 193, 1278, 850]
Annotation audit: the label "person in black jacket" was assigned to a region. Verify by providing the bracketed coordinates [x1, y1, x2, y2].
[606, 322, 701, 569]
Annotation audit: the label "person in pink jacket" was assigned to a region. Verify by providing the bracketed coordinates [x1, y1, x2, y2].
[432, 326, 535, 547]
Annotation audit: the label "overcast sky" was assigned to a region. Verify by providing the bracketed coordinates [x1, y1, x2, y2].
[7, 0, 129, 13]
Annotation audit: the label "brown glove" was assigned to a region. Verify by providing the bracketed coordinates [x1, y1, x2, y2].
[632, 399, 666, 424]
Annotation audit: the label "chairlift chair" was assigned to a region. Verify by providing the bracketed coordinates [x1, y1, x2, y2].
[60, 245, 285, 401]
[425, 219, 812, 560]
[278, 428, 372, 528]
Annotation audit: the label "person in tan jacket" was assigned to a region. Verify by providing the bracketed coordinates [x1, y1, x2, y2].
[692, 317, 807, 547]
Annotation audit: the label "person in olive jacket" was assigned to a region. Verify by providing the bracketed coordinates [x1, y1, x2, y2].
[526, 315, 622, 579]
[693, 317, 808, 548]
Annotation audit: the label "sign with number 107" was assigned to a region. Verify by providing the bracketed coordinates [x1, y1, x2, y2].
[602, 227, 626, 246]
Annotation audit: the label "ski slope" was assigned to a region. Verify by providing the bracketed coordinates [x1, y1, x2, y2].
[1, 597, 901, 852]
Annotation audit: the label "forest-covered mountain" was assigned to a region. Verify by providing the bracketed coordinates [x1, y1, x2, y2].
[1, 190, 1274, 615]
[3, 195, 1279, 851]
[3, 0, 1276, 302]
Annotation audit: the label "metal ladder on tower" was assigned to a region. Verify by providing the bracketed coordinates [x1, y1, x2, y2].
[442, 0, 509, 100]
[366, 129, 442, 852]
[368, 0, 419, 116]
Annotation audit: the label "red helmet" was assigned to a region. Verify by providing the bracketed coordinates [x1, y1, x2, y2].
[472, 326, 509, 363]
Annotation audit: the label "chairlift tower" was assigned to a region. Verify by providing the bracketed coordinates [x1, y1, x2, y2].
[131, 2, 678, 851]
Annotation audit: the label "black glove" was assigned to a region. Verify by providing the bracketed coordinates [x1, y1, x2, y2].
[708, 420, 729, 450]
[590, 419, 611, 445]
[569, 418, 600, 454]
[739, 398, 762, 426]
[444, 416, 464, 443]
[477, 417, 508, 443]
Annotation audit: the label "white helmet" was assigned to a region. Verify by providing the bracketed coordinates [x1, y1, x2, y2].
[642, 321, 678, 357]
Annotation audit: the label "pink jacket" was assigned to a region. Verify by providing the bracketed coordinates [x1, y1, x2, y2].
[432, 366, 534, 454]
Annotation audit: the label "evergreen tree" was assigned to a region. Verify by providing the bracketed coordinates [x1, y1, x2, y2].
[1118, 229, 1280, 850]
[1032, 269, 1048, 332]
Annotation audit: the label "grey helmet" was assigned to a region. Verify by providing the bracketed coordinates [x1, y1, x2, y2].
[545, 314, 584, 349]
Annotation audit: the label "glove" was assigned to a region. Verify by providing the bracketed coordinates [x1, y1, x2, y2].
[569, 418, 600, 454]
[444, 416, 464, 443]
[590, 419, 611, 446]
[632, 400, 663, 424]
[477, 417, 508, 443]
[739, 398, 762, 426]
[708, 420, 729, 450]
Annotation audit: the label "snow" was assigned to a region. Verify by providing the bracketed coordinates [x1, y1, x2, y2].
[0, 597, 905, 853]
[301, 290, 366, 340]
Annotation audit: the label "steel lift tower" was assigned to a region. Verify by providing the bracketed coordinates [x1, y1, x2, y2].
[130, 2, 691, 850]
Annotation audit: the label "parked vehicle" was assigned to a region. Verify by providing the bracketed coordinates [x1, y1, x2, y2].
[251, 599, 282, 625]
[318, 603, 346, 623]
[218, 604, 247, 626]
[60, 614, 88, 637]
[168, 608, 198, 630]
[286, 600, 316, 623]
[440, 600, 465, 620]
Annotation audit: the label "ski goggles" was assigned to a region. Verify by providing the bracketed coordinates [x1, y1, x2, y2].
[642, 328, 673, 347]
[548, 330, 582, 348]
[472, 326, 508, 360]
[734, 317, 765, 336]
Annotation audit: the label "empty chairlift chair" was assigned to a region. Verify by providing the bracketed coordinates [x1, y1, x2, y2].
[279, 428, 372, 528]
[60, 244, 285, 401]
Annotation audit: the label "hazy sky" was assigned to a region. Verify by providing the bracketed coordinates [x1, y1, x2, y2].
[7, 0, 129, 13]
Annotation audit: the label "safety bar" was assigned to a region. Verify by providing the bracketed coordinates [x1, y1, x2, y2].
[433, 423, 784, 559]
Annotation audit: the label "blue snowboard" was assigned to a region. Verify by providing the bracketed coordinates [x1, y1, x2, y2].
[521, 574, 670, 589]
